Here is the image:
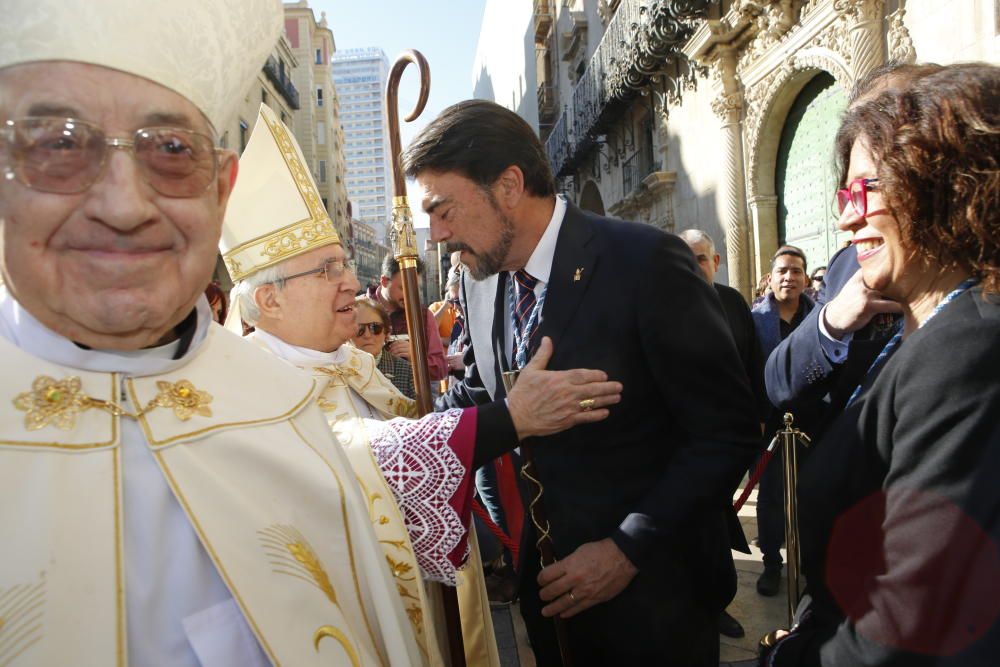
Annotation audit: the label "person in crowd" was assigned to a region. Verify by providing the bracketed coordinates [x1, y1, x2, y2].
[223, 105, 624, 665]
[404, 99, 760, 666]
[431, 267, 462, 344]
[204, 281, 229, 325]
[751, 245, 816, 597]
[680, 227, 765, 640]
[367, 254, 449, 382]
[352, 296, 417, 399]
[764, 61, 943, 426]
[762, 62, 1000, 666]
[807, 266, 827, 298]
[753, 272, 773, 308]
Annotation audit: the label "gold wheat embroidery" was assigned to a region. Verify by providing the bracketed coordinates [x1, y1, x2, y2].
[258, 525, 337, 605]
[0, 578, 46, 664]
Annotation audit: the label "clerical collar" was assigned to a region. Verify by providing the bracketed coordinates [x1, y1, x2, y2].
[0, 286, 213, 376]
[249, 328, 347, 368]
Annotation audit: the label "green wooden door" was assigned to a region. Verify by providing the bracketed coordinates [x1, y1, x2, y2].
[775, 72, 848, 271]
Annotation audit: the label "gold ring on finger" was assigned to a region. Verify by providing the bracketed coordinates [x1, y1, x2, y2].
[579, 398, 596, 412]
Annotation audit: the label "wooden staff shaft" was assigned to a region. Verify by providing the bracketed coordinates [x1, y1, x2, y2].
[386, 49, 466, 667]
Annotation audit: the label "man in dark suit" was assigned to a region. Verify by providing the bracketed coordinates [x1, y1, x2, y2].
[764, 244, 901, 424]
[680, 228, 765, 638]
[403, 100, 760, 665]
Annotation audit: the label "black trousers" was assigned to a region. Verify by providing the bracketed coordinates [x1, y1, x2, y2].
[517, 543, 721, 666]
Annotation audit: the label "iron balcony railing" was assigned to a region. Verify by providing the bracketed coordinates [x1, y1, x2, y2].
[621, 142, 655, 196]
[545, 109, 572, 178]
[543, 0, 707, 176]
[263, 56, 301, 110]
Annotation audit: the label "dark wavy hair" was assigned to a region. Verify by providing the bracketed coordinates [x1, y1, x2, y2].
[204, 281, 228, 324]
[835, 63, 1000, 296]
[401, 99, 556, 197]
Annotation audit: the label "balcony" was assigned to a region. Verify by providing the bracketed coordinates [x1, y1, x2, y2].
[263, 56, 301, 110]
[537, 83, 558, 129]
[543, 0, 708, 176]
[534, 0, 553, 44]
[544, 110, 572, 178]
[621, 143, 654, 196]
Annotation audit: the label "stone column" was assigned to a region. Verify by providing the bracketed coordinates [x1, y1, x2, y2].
[711, 48, 752, 299]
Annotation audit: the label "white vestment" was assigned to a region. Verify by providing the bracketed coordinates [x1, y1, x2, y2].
[0, 288, 423, 666]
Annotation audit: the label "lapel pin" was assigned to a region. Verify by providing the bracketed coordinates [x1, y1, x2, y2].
[574, 267, 583, 282]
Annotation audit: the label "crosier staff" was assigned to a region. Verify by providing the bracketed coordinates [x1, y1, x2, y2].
[384, 49, 466, 667]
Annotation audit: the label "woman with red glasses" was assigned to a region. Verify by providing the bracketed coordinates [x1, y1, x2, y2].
[762, 63, 1000, 666]
[352, 296, 416, 399]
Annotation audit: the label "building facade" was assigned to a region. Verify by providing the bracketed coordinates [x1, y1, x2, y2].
[475, 0, 998, 298]
[332, 47, 393, 243]
[284, 1, 351, 242]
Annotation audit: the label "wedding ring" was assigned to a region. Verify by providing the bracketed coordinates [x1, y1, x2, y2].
[579, 398, 596, 412]
[568, 591, 577, 603]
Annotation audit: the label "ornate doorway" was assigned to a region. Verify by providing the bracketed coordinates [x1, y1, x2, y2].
[775, 72, 848, 271]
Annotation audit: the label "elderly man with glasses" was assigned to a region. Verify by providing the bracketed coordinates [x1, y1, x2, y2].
[223, 104, 622, 666]
[0, 2, 620, 666]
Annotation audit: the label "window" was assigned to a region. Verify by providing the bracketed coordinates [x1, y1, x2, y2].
[318, 160, 327, 183]
[315, 48, 322, 65]
[317, 122, 326, 145]
[317, 88, 324, 107]
[239, 120, 249, 153]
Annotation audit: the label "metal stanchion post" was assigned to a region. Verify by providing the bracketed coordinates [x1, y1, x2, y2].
[779, 412, 811, 626]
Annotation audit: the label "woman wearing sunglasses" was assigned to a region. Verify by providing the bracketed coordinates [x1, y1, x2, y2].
[762, 63, 1000, 666]
[352, 296, 416, 399]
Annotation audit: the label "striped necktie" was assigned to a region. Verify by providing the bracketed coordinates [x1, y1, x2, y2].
[512, 269, 539, 367]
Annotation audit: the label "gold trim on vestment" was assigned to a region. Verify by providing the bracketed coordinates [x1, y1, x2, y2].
[150, 448, 281, 666]
[130, 378, 316, 448]
[289, 420, 387, 667]
[0, 374, 119, 451]
[222, 112, 340, 282]
[113, 447, 125, 666]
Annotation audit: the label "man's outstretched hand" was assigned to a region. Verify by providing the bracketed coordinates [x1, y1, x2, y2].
[507, 336, 622, 440]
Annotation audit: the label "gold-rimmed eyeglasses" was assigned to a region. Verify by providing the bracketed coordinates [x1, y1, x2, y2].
[279, 257, 357, 284]
[0, 116, 223, 198]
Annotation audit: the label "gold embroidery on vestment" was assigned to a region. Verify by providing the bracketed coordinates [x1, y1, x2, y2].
[0, 577, 46, 664]
[259, 525, 338, 605]
[13, 376, 213, 431]
[313, 625, 361, 666]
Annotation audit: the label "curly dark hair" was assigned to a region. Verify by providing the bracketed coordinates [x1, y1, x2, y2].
[835, 63, 1000, 296]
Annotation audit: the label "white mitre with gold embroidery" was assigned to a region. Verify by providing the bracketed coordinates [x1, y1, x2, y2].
[0, 0, 281, 131]
[221, 104, 341, 283]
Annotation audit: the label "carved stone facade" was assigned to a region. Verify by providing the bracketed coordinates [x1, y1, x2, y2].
[682, 0, 911, 296]
[474, 0, 995, 297]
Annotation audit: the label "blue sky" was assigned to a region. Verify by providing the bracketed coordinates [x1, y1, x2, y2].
[310, 1, 488, 227]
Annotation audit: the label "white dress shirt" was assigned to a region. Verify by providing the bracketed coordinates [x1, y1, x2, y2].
[502, 194, 567, 365]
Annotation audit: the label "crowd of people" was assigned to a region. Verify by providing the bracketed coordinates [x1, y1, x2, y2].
[0, 1, 997, 665]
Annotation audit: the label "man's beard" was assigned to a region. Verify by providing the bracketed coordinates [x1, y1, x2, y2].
[446, 192, 515, 281]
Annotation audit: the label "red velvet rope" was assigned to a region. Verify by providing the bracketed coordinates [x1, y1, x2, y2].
[472, 498, 520, 565]
[733, 449, 774, 512]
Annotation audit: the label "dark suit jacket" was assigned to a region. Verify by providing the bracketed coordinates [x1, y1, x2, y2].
[715, 283, 768, 423]
[771, 287, 1000, 666]
[764, 246, 896, 434]
[440, 203, 760, 650]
